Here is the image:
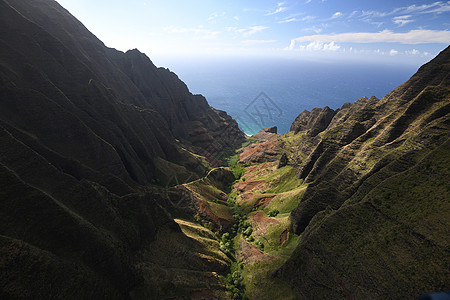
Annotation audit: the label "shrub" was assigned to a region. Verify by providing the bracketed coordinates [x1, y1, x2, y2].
[268, 209, 279, 217]
[243, 226, 253, 237]
[256, 240, 264, 250]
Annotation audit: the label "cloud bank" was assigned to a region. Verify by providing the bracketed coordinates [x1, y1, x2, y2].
[290, 29, 450, 45]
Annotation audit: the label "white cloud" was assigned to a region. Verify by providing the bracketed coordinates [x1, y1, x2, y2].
[323, 41, 340, 51]
[330, 12, 343, 19]
[356, 2, 450, 22]
[242, 39, 277, 46]
[279, 14, 316, 23]
[227, 25, 269, 37]
[244, 25, 269, 36]
[348, 11, 358, 18]
[293, 41, 341, 52]
[266, 6, 287, 15]
[403, 2, 450, 14]
[406, 49, 420, 55]
[393, 15, 413, 26]
[266, 2, 287, 16]
[288, 39, 296, 50]
[390, 49, 399, 56]
[279, 18, 297, 23]
[207, 12, 225, 22]
[301, 16, 316, 22]
[302, 26, 323, 34]
[290, 29, 450, 44]
[234, 16, 240, 21]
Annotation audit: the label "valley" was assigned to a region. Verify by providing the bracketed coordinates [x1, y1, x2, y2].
[0, 0, 449, 299]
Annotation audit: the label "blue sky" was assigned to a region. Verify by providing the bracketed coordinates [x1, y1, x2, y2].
[56, 0, 449, 65]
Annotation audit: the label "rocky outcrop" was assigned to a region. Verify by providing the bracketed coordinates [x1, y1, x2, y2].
[277, 153, 289, 168]
[274, 46, 450, 298]
[239, 127, 281, 164]
[290, 106, 336, 136]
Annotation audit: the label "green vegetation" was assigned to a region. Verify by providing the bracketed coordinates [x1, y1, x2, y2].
[228, 192, 254, 238]
[228, 154, 245, 179]
[265, 186, 307, 214]
[240, 256, 298, 300]
[238, 137, 258, 150]
[268, 209, 279, 217]
[178, 138, 308, 299]
[226, 262, 248, 300]
[219, 232, 234, 257]
[225, 159, 306, 298]
[264, 166, 303, 194]
[239, 193, 276, 214]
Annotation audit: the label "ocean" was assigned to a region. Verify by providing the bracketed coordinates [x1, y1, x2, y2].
[161, 57, 419, 135]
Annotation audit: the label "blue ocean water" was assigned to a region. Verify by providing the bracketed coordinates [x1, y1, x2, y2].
[163, 57, 419, 135]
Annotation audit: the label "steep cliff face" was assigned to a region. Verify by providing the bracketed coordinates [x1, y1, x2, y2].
[290, 106, 336, 137]
[274, 46, 450, 298]
[1, 0, 245, 174]
[0, 0, 244, 298]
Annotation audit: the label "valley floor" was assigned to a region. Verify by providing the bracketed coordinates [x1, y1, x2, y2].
[150, 135, 307, 299]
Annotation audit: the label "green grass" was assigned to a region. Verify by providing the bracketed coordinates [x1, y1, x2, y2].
[239, 193, 277, 214]
[258, 216, 293, 253]
[186, 178, 228, 203]
[175, 218, 230, 263]
[240, 256, 298, 300]
[230, 160, 306, 299]
[238, 137, 258, 151]
[178, 139, 307, 299]
[263, 166, 303, 194]
[265, 186, 307, 214]
[183, 177, 234, 227]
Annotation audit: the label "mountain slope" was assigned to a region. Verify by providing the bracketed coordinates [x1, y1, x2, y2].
[0, 0, 244, 298]
[272, 46, 450, 298]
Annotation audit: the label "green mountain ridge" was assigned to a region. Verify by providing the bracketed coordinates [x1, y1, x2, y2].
[0, 0, 449, 299]
[271, 46, 450, 298]
[0, 0, 243, 298]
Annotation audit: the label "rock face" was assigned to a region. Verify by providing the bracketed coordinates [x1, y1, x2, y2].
[239, 127, 282, 164]
[274, 46, 450, 298]
[0, 0, 244, 298]
[290, 106, 336, 136]
[254, 126, 278, 141]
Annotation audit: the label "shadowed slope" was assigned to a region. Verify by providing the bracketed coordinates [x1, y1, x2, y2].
[0, 0, 245, 298]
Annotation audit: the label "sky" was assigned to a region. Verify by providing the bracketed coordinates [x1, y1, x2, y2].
[55, 0, 450, 65]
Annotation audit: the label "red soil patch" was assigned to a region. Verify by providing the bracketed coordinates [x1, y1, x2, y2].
[256, 195, 276, 208]
[243, 162, 273, 174]
[234, 180, 266, 193]
[237, 236, 271, 264]
[249, 211, 279, 237]
[240, 192, 254, 201]
[237, 193, 274, 210]
[242, 161, 276, 182]
[196, 198, 232, 230]
[237, 192, 254, 206]
[178, 185, 232, 230]
[239, 138, 281, 164]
